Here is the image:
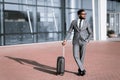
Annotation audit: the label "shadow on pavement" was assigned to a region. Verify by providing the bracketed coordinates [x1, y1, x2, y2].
[5, 56, 76, 75]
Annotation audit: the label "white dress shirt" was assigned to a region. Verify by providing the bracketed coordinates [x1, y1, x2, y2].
[77, 19, 84, 28]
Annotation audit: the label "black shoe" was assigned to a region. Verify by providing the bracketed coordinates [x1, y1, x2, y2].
[80, 70, 86, 76]
[78, 68, 86, 73]
[77, 68, 86, 76]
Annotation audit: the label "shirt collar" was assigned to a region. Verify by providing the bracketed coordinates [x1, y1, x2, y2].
[77, 19, 84, 28]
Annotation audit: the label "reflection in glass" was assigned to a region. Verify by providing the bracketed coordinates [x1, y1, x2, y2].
[1, 0, 94, 46]
[4, 4, 35, 34]
[37, 0, 60, 7]
[66, 0, 81, 8]
[3, 0, 62, 45]
[4, 4, 36, 45]
[66, 9, 78, 30]
[37, 7, 61, 41]
[82, 0, 92, 9]
[5, 34, 33, 45]
[0, 3, 3, 45]
[107, 0, 120, 38]
[4, 0, 36, 5]
[37, 7, 61, 32]
[0, 4, 1, 45]
[38, 32, 61, 42]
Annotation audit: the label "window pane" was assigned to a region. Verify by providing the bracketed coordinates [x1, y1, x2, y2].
[85, 10, 93, 22]
[5, 4, 36, 33]
[107, 1, 120, 38]
[66, 0, 81, 8]
[37, 7, 62, 42]
[37, 0, 60, 7]
[0, 36, 1, 46]
[5, 22, 31, 33]
[5, 34, 33, 45]
[0, 3, 3, 46]
[37, 7, 61, 32]
[66, 9, 78, 30]
[5, 0, 18, 3]
[0, 3, 2, 34]
[82, 0, 92, 9]
[4, 0, 36, 5]
[38, 32, 61, 42]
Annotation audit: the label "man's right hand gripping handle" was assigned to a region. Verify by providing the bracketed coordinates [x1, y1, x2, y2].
[62, 40, 67, 46]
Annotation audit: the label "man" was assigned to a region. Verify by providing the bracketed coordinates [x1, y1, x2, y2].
[62, 9, 92, 76]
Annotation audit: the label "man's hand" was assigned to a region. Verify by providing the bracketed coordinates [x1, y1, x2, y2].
[62, 40, 67, 46]
[85, 40, 89, 43]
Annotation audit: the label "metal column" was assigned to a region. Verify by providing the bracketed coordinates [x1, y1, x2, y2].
[92, 0, 107, 40]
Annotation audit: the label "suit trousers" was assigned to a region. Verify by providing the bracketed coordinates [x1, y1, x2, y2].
[73, 41, 87, 71]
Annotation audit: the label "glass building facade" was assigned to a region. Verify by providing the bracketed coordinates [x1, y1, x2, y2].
[0, 0, 63, 45]
[0, 0, 93, 46]
[0, 0, 120, 46]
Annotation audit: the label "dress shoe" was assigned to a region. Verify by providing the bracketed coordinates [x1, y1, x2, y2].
[80, 70, 86, 76]
[77, 68, 86, 76]
[78, 68, 86, 73]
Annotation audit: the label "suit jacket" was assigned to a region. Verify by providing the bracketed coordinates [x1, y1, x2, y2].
[65, 19, 92, 44]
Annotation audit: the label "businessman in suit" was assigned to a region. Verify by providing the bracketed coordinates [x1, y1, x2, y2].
[62, 9, 92, 76]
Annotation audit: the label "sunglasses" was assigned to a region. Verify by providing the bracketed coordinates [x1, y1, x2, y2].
[81, 13, 87, 15]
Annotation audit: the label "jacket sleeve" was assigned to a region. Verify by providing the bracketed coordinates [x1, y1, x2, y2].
[86, 23, 92, 41]
[65, 21, 74, 40]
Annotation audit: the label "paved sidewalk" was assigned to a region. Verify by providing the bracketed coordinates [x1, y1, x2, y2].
[0, 41, 120, 80]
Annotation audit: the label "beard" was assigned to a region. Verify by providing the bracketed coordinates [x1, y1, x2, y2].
[79, 16, 86, 19]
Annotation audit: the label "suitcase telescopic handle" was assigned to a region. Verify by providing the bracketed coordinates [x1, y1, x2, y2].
[62, 46, 65, 57]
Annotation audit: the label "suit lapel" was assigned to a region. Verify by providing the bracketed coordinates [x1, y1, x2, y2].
[74, 20, 80, 31]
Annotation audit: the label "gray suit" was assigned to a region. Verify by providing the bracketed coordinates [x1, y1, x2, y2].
[65, 19, 92, 71]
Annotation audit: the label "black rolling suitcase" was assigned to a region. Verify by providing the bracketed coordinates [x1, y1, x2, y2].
[56, 46, 65, 76]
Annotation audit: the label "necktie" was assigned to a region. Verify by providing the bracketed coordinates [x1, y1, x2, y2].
[79, 19, 82, 28]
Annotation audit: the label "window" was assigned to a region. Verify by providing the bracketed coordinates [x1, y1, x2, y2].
[37, 0, 60, 7]
[4, 4, 36, 33]
[1, 0, 62, 45]
[4, 0, 36, 5]
[0, 4, 2, 34]
[4, 4, 36, 45]
[66, 0, 81, 8]
[0, 3, 3, 45]
[37, 7, 62, 42]
[82, 0, 92, 9]
[107, 0, 120, 38]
